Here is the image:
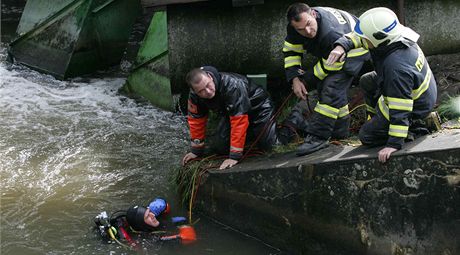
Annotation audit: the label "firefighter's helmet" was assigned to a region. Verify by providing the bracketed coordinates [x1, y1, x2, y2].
[354, 7, 403, 47]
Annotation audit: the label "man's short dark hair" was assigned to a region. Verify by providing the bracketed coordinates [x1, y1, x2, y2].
[286, 3, 311, 23]
[185, 68, 206, 88]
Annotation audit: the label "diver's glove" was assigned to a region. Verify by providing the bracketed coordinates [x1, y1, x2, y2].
[172, 216, 187, 224]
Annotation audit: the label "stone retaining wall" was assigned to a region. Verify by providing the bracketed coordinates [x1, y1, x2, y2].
[195, 131, 460, 254]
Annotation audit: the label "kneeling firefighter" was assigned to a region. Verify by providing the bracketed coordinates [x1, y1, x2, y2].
[182, 66, 311, 170]
[328, 7, 438, 162]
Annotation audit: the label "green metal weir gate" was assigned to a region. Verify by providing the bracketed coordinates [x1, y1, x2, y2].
[8, 0, 141, 79]
[123, 11, 173, 111]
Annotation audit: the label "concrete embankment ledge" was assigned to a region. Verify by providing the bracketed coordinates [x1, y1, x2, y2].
[195, 130, 460, 255]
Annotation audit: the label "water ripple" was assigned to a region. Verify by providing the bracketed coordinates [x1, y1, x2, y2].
[0, 47, 189, 254]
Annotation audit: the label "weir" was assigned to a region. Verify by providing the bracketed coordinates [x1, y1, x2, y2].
[123, 10, 173, 111]
[193, 131, 460, 254]
[8, 0, 141, 79]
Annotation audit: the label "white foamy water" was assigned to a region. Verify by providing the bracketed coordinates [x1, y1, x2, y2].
[0, 65, 187, 195]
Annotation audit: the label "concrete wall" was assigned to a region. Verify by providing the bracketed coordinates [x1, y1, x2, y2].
[195, 131, 460, 254]
[407, 0, 460, 55]
[167, 0, 460, 92]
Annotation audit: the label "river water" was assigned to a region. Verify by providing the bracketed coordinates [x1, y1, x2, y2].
[0, 4, 280, 254]
[0, 45, 280, 255]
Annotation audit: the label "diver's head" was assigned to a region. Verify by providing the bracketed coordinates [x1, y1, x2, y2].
[126, 205, 156, 231]
[126, 199, 170, 231]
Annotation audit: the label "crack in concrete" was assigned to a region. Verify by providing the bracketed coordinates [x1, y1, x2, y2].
[241, 191, 301, 202]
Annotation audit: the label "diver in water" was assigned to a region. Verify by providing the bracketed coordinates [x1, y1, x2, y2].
[94, 198, 196, 248]
[125, 198, 171, 231]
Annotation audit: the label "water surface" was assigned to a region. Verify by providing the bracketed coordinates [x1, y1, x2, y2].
[0, 44, 279, 254]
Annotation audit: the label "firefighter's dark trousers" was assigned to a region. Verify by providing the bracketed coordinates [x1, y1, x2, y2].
[306, 71, 354, 140]
[358, 71, 431, 146]
[358, 71, 388, 145]
[360, 71, 380, 116]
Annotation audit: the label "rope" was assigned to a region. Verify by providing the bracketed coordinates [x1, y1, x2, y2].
[349, 103, 366, 114]
[242, 91, 294, 160]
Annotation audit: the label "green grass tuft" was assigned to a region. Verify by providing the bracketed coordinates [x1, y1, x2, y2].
[437, 95, 460, 121]
[171, 157, 220, 207]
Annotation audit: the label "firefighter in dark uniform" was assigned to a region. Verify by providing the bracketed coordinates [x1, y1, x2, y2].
[182, 66, 304, 170]
[327, 7, 437, 163]
[283, 3, 369, 156]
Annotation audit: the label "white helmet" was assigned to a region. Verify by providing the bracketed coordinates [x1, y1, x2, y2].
[354, 7, 403, 47]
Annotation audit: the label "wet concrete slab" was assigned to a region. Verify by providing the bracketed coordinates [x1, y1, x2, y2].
[228, 130, 460, 172]
[195, 130, 460, 255]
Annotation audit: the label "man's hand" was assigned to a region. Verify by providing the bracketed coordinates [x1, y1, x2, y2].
[326, 45, 345, 66]
[182, 152, 198, 166]
[378, 147, 398, 163]
[219, 159, 238, 170]
[292, 77, 307, 100]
